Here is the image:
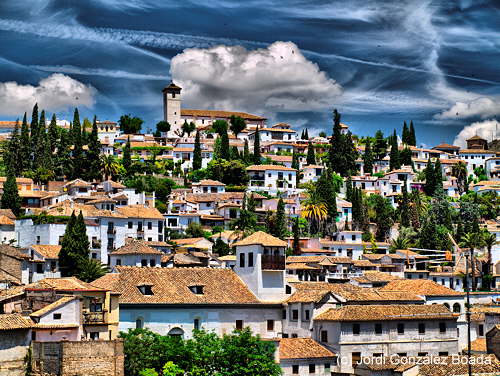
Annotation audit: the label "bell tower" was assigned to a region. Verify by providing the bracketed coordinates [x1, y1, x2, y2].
[162, 82, 182, 133]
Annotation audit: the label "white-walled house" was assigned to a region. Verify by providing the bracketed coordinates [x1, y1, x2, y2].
[192, 180, 226, 194]
[459, 149, 496, 176]
[109, 239, 163, 268]
[486, 157, 500, 179]
[301, 165, 324, 184]
[278, 337, 337, 376]
[23, 245, 61, 284]
[247, 165, 297, 194]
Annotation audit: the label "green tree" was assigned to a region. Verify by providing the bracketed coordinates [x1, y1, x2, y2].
[55, 129, 72, 179]
[400, 147, 412, 166]
[409, 120, 416, 146]
[71, 108, 85, 178]
[373, 130, 387, 160]
[155, 121, 170, 136]
[292, 216, 301, 254]
[253, 126, 261, 164]
[101, 155, 120, 180]
[29, 103, 39, 166]
[363, 139, 374, 175]
[59, 211, 90, 277]
[389, 129, 400, 171]
[369, 194, 394, 241]
[243, 139, 250, 164]
[482, 231, 497, 287]
[76, 258, 109, 282]
[402, 121, 409, 144]
[213, 236, 231, 257]
[86, 116, 102, 181]
[181, 121, 196, 137]
[48, 113, 58, 153]
[19, 112, 30, 173]
[231, 194, 257, 236]
[229, 115, 246, 137]
[185, 222, 205, 238]
[304, 129, 309, 140]
[452, 161, 468, 195]
[193, 130, 202, 170]
[399, 179, 411, 227]
[123, 137, 132, 175]
[306, 141, 316, 165]
[5, 119, 21, 176]
[424, 158, 435, 196]
[434, 159, 443, 194]
[319, 131, 326, 138]
[220, 132, 230, 161]
[119, 114, 144, 134]
[316, 168, 338, 221]
[0, 171, 21, 216]
[273, 198, 287, 239]
[33, 110, 46, 169]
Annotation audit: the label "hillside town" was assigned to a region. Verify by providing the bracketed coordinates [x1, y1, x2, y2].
[0, 81, 499, 376]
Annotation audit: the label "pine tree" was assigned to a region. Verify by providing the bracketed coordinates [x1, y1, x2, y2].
[1, 171, 21, 216]
[19, 113, 30, 173]
[48, 113, 58, 153]
[402, 121, 409, 144]
[389, 130, 400, 171]
[253, 126, 261, 164]
[193, 130, 202, 170]
[243, 139, 250, 164]
[87, 116, 102, 181]
[273, 198, 287, 240]
[306, 141, 316, 165]
[400, 178, 410, 227]
[123, 136, 132, 175]
[409, 121, 416, 146]
[424, 158, 435, 196]
[373, 130, 387, 160]
[433, 159, 443, 194]
[292, 216, 301, 255]
[363, 139, 374, 175]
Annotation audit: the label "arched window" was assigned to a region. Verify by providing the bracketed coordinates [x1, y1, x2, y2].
[168, 327, 184, 338]
[135, 317, 144, 329]
[444, 303, 450, 310]
[453, 303, 461, 313]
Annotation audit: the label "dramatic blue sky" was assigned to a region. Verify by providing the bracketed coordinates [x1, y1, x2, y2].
[0, 0, 499, 146]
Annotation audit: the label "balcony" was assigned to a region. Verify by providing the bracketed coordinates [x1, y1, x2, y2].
[261, 255, 285, 270]
[92, 240, 101, 249]
[83, 311, 105, 324]
[107, 228, 116, 235]
[249, 180, 265, 187]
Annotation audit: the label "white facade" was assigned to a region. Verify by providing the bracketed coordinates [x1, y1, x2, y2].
[247, 166, 297, 194]
[459, 151, 496, 176]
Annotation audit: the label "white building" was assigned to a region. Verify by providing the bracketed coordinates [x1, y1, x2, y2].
[109, 239, 163, 268]
[459, 149, 496, 177]
[247, 165, 297, 194]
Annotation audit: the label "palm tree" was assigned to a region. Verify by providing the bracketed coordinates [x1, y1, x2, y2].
[481, 231, 498, 287]
[76, 258, 109, 282]
[301, 200, 328, 234]
[460, 232, 483, 291]
[101, 155, 120, 181]
[389, 236, 411, 253]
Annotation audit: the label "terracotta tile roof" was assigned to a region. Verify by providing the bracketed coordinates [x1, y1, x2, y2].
[0, 176, 33, 184]
[362, 253, 405, 260]
[352, 260, 378, 267]
[181, 109, 266, 121]
[110, 239, 163, 256]
[246, 164, 296, 172]
[433, 143, 460, 149]
[30, 296, 77, 318]
[0, 313, 33, 330]
[33, 323, 79, 329]
[0, 215, 14, 225]
[286, 289, 332, 303]
[396, 249, 429, 259]
[25, 277, 108, 292]
[31, 245, 61, 259]
[459, 149, 495, 154]
[92, 267, 261, 305]
[352, 271, 402, 283]
[0, 285, 25, 302]
[218, 255, 236, 261]
[233, 231, 287, 247]
[263, 154, 293, 162]
[469, 338, 487, 352]
[63, 178, 91, 188]
[170, 237, 206, 245]
[286, 262, 321, 271]
[104, 180, 126, 189]
[0, 209, 16, 219]
[192, 179, 225, 186]
[315, 304, 455, 321]
[279, 338, 336, 360]
[116, 205, 164, 219]
[380, 279, 464, 296]
[417, 355, 500, 376]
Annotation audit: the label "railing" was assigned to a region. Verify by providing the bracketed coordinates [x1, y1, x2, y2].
[83, 311, 105, 324]
[249, 175, 265, 180]
[261, 255, 285, 270]
[250, 180, 265, 187]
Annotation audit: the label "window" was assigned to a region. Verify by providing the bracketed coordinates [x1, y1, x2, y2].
[286, 285, 292, 294]
[248, 252, 254, 267]
[138, 285, 153, 295]
[89, 332, 100, 340]
[141, 259, 147, 267]
[116, 259, 121, 266]
[352, 235, 356, 241]
[158, 221, 163, 233]
[397, 323, 405, 334]
[479, 324, 484, 336]
[282, 309, 287, 319]
[148, 222, 152, 230]
[418, 352, 428, 357]
[418, 323, 426, 334]
[32, 331, 36, 341]
[439, 352, 448, 357]
[453, 303, 461, 313]
[324, 363, 330, 372]
[135, 318, 144, 329]
[150, 259, 156, 267]
[320, 330, 328, 343]
[235, 320, 243, 330]
[352, 323, 360, 335]
[304, 309, 310, 321]
[36, 263, 43, 274]
[292, 365, 299, 374]
[36, 236, 41, 244]
[189, 285, 204, 294]
[239, 253, 245, 268]
[308, 364, 315, 374]
[352, 352, 361, 366]
[128, 221, 133, 229]
[50, 261, 57, 272]
[194, 318, 200, 331]
[267, 320, 274, 331]
[292, 333, 298, 338]
[292, 309, 299, 321]
[375, 323, 382, 334]
[53, 313, 61, 320]
[439, 322, 446, 333]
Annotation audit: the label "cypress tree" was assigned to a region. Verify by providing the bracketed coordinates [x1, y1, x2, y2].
[30, 103, 39, 164]
[317, 168, 337, 218]
[400, 147, 412, 166]
[344, 131, 358, 175]
[351, 188, 360, 228]
[48, 113, 58, 153]
[409, 121, 416, 146]
[55, 129, 71, 179]
[434, 159, 443, 194]
[306, 141, 316, 165]
[402, 121, 409, 144]
[87, 116, 102, 181]
[193, 130, 202, 170]
[220, 131, 230, 161]
[329, 109, 343, 172]
[291, 150, 300, 187]
[424, 158, 435, 196]
[300, 129, 305, 140]
[304, 129, 309, 140]
[19, 113, 30, 173]
[389, 130, 400, 171]
[253, 126, 261, 164]
[6, 119, 21, 176]
[363, 139, 374, 175]
[274, 198, 287, 240]
[71, 108, 84, 178]
[59, 211, 90, 277]
[400, 178, 410, 227]
[1, 171, 21, 216]
[243, 139, 250, 164]
[373, 130, 387, 160]
[33, 110, 46, 169]
[292, 216, 301, 255]
[345, 175, 353, 202]
[230, 146, 239, 161]
[123, 136, 132, 175]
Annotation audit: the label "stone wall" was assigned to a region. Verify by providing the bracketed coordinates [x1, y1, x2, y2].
[0, 329, 30, 376]
[32, 340, 124, 376]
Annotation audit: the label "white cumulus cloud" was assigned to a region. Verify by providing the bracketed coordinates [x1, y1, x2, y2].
[436, 97, 500, 119]
[170, 41, 343, 115]
[453, 119, 500, 148]
[0, 73, 96, 116]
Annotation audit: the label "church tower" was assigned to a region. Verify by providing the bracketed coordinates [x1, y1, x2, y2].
[162, 82, 182, 132]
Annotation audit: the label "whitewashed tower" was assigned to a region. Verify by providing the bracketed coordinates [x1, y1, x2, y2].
[162, 82, 182, 133]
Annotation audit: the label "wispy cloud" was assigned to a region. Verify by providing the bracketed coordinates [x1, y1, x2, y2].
[31, 65, 170, 81]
